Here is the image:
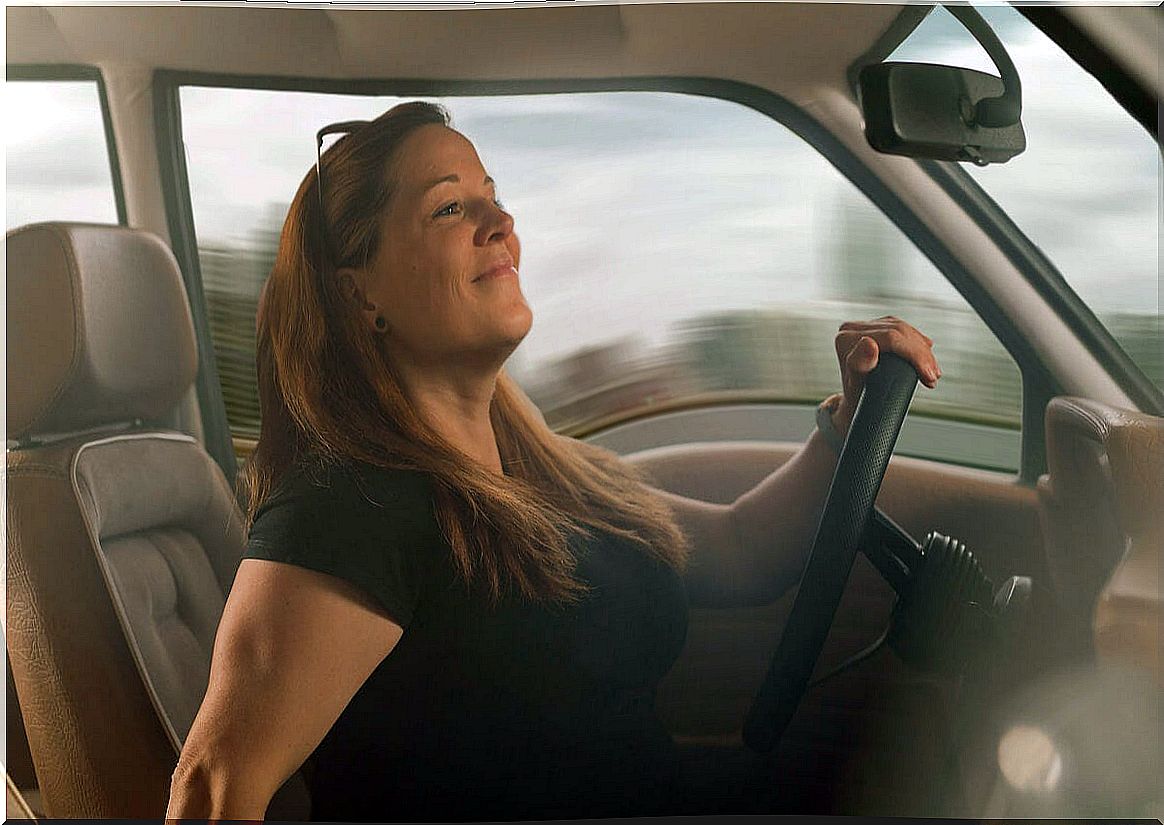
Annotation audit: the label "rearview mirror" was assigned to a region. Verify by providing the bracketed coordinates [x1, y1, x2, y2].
[856, 5, 1026, 166]
[858, 62, 1026, 165]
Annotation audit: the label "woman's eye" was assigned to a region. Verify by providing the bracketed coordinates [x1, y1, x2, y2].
[432, 197, 504, 219]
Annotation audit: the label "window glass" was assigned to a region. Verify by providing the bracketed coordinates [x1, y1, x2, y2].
[180, 88, 1021, 468]
[891, 6, 1161, 393]
[5, 79, 120, 229]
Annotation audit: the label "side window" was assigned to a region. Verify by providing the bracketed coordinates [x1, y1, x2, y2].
[5, 76, 122, 229]
[178, 88, 1021, 470]
[891, 6, 1161, 394]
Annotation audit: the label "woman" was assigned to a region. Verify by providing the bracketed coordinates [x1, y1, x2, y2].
[166, 101, 940, 821]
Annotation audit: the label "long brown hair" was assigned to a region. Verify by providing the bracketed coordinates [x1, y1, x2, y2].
[240, 101, 689, 606]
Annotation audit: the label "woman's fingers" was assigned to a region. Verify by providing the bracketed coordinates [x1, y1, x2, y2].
[844, 321, 939, 383]
[834, 317, 941, 400]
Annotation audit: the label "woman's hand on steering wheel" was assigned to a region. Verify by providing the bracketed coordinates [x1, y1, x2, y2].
[833, 316, 942, 434]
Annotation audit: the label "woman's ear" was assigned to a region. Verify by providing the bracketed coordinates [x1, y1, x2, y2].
[337, 267, 383, 331]
[337, 268, 360, 303]
[337, 267, 373, 308]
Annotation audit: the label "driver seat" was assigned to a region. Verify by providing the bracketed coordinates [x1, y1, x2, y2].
[5, 222, 310, 818]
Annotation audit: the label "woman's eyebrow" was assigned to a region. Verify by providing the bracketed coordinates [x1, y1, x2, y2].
[422, 174, 494, 194]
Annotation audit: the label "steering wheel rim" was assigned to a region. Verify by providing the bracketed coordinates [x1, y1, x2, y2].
[742, 353, 919, 753]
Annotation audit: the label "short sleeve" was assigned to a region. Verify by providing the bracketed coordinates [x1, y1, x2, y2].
[244, 464, 439, 627]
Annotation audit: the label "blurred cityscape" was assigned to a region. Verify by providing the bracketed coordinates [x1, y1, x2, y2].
[200, 204, 1160, 444]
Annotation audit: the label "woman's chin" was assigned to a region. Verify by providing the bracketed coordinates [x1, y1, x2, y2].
[475, 312, 531, 361]
[502, 301, 534, 341]
[461, 299, 532, 357]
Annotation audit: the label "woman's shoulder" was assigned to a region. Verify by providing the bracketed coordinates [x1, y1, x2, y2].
[245, 457, 441, 627]
[250, 457, 441, 550]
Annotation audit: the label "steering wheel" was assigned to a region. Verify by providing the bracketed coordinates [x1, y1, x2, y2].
[743, 353, 919, 753]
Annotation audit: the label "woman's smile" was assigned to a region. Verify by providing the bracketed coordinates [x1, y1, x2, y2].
[474, 261, 518, 283]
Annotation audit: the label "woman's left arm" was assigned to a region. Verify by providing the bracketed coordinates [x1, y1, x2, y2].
[653, 316, 942, 609]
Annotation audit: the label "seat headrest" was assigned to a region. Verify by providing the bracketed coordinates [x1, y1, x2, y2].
[6, 223, 199, 441]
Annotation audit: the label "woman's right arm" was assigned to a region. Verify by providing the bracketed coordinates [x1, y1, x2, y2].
[165, 557, 405, 821]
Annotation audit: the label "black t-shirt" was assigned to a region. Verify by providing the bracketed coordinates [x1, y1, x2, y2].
[245, 459, 690, 822]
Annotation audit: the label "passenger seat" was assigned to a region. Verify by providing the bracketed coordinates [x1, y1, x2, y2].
[1037, 396, 1162, 676]
[5, 222, 310, 818]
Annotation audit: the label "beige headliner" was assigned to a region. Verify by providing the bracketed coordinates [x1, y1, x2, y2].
[8, 3, 905, 102]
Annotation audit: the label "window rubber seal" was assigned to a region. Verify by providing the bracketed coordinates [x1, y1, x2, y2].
[153, 83, 239, 481]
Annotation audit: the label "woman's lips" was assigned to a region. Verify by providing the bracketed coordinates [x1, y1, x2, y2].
[474, 263, 517, 283]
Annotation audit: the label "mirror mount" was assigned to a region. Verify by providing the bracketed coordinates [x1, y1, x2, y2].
[945, 5, 1022, 129]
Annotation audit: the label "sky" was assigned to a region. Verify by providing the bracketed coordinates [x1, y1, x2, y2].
[6, 4, 1160, 373]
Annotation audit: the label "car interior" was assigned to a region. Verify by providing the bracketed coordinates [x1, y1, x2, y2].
[5, 1, 1161, 820]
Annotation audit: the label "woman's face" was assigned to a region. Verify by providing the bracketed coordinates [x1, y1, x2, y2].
[353, 124, 531, 369]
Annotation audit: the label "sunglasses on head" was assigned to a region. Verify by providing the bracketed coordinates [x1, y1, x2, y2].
[315, 119, 371, 225]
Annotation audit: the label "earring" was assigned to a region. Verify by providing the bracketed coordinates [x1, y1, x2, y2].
[374, 315, 387, 332]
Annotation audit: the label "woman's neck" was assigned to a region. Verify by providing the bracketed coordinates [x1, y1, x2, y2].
[393, 361, 504, 475]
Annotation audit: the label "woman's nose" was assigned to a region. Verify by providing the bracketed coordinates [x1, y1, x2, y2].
[475, 199, 514, 245]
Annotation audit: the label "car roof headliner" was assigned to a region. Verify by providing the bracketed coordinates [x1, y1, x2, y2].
[7, 3, 909, 103]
